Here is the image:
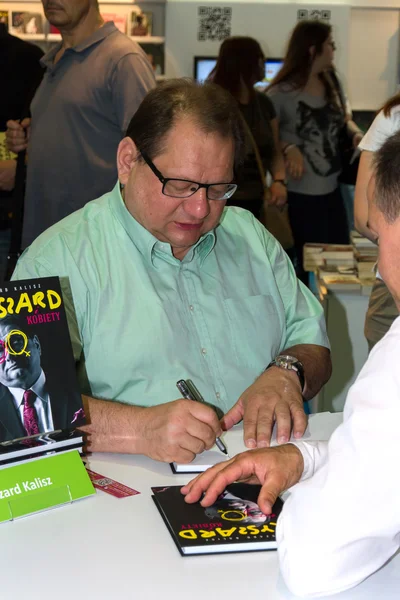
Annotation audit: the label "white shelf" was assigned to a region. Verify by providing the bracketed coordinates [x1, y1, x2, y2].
[14, 32, 165, 45]
[47, 33, 61, 42]
[13, 33, 46, 41]
[130, 36, 164, 44]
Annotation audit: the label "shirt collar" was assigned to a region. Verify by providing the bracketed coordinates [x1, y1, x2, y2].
[9, 370, 47, 408]
[41, 22, 117, 69]
[110, 182, 217, 267]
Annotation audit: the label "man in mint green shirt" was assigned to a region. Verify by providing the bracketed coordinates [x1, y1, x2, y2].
[13, 80, 331, 464]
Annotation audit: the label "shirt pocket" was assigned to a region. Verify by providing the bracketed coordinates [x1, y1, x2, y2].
[224, 294, 283, 369]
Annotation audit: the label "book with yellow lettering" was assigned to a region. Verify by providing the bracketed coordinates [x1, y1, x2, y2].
[152, 484, 283, 555]
[0, 276, 85, 451]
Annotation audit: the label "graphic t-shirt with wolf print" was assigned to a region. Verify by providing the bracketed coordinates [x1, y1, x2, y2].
[267, 82, 345, 196]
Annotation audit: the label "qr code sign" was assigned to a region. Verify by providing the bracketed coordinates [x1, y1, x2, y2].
[297, 9, 331, 21]
[198, 6, 232, 42]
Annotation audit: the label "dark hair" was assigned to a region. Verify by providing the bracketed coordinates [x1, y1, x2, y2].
[269, 20, 332, 91]
[373, 131, 400, 223]
[125, 78, 246, 174]
[381, 92, 400, 117]
[209, 36, 264, 99]
[0, 314, 35, 338]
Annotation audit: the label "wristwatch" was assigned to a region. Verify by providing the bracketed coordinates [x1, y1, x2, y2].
[266, 354, 305, 394]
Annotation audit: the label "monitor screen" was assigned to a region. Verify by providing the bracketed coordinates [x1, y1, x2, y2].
[193, 56, 284, 89]
[193, 57, 217, 83]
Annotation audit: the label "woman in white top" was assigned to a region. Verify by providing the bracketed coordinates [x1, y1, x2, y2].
[354, 94, 400, 350]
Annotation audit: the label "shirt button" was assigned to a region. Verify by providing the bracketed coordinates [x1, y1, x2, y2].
[189, 305, 194, 311]
[216, 392, 220, 399]
[201, 348, 207, 355]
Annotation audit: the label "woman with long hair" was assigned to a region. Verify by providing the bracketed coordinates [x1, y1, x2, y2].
[267, 20, 362, 281]
[210, 36, 287, 221]
[354, 93, 400, 351]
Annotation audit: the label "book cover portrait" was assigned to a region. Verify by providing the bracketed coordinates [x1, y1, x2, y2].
[152, 484, 283, 555]
[11, 12, 44, 35]
[131, 10, 152, 36]
[0, 11, 9, 30]
[0, 277, 85, 444]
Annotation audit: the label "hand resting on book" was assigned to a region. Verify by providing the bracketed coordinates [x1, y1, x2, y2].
[222, 366, 307, 449]
[181, 444, 304, 516]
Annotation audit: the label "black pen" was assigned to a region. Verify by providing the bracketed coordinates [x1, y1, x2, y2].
[176, 379, 228, 456]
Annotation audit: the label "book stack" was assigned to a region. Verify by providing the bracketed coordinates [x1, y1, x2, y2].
[319, 272, 361, 292]
[303, 243, 355, 272]
[351, 231, 378, 286]
[0, 276, 86, 469]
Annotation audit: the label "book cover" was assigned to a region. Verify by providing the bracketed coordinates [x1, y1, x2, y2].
[10, 12, 44, 35]
[101, 13, 126, 34]
[131, 10, 152, 37]
[0, 276, 85, 448]
[0, 11, 8, 30]
[141, 45, 164, 76]
[152, 483, 283, 555]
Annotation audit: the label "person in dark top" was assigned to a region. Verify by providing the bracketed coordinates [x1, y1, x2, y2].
[0, 24, 44, 133]
[209, 37, 287, 220]
[0, 24, 43, 273]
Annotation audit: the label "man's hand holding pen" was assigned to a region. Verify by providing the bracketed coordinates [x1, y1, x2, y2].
[222, 368, 307, 449]
[135, 399, 222, 464]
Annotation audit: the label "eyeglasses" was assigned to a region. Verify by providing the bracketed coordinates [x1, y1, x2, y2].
[138, 150, 238, 201]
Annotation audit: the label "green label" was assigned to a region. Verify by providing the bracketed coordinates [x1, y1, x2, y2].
[0, 450, 95, 523]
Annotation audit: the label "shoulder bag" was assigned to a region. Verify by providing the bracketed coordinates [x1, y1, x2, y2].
[241, 117, 294, 250]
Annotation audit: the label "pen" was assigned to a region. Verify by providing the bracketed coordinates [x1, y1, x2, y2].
[176, 379, 228, 456]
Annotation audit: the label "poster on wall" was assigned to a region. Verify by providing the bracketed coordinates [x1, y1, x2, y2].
[197, 6, 232, 42]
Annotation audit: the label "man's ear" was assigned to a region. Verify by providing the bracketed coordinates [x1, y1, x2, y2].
[309, 45, 316, 61]
[117, 137, 139, 186]
[33, 335, 41, 356]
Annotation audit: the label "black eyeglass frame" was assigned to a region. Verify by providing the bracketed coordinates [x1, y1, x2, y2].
[139, 150, 238, 201]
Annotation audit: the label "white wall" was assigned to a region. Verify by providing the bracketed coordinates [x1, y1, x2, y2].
[166, 1, 400, 110]
[166, 2, 350, 85]
[348, 8, 399, 109]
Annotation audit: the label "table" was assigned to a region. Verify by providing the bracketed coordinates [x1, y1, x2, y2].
[1, 423, 399, 599]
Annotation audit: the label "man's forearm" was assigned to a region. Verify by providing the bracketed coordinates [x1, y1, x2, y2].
[79, 395, 147, 453]
[282, 344, 331, 400]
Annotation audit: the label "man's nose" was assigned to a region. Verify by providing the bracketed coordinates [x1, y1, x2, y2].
[182, 187, 210, 219]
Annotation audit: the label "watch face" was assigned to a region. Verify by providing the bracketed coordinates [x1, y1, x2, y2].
[276, 355, 297, 367]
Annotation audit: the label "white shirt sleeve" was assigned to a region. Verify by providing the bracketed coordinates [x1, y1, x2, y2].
[276, 316, 400, 598]
[359, 106, 400, 152]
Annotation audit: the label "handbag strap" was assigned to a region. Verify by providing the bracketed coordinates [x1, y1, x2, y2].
[241, 116, 268, 193]
[324, 69, 347, 116]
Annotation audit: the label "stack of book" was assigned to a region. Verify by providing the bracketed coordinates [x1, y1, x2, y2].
[351, 231, 378, 285]
[303, 243, 355, 272]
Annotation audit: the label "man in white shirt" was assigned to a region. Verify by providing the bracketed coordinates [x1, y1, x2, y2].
[182, 131, 400, 597]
